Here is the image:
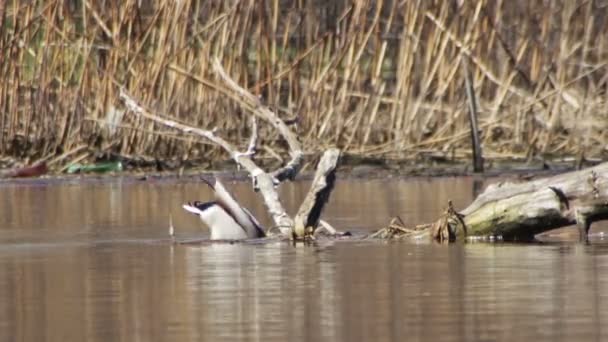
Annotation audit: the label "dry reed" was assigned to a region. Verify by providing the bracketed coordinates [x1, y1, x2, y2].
[0, 0, 606, 169]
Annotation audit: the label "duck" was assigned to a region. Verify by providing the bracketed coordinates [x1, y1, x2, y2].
[182, 178, 266, 240]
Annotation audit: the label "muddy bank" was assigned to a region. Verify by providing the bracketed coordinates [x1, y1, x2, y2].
[0, 154, 602, 184]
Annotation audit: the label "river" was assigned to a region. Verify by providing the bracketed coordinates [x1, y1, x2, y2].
[0, 175, 607, 341]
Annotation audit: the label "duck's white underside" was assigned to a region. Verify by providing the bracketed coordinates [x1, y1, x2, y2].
[183, 203, 252, 240]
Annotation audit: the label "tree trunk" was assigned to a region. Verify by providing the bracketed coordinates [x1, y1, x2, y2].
[376, 162, 608, 242]
[452, 162, 608, 240]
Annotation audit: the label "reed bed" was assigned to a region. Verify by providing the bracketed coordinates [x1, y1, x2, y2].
[0, 0, 606, 170]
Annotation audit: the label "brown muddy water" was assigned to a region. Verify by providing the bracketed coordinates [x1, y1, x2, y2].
[1, 176, 608, 341]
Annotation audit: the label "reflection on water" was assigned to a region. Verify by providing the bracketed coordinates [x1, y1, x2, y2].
[0, 176, 607, 341]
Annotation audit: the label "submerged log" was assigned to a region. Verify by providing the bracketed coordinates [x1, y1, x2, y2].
[378, 162, 608, 242]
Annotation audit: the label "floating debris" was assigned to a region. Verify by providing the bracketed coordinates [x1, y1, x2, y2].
[0, 162, 48, 178]
[66, 161, 123, 174]
[371, 201, 467, 242]
[368, 216, 431, 240]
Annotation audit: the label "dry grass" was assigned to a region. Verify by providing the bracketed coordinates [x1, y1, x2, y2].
[1, 0, 607, 169]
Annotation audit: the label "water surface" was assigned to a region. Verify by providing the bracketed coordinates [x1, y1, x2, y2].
[0, 176, 607, 341]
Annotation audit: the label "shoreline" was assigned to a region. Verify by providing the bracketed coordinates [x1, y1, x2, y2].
[0, 157, 601, 185]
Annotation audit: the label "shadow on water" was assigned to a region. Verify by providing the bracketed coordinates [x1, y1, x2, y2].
[0, 177, 608, 341]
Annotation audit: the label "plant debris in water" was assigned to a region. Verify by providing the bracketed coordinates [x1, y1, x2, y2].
[368, 216, 431, 240]
[371, 201, 467, 241]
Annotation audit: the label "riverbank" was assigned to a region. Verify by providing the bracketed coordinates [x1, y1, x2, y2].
[1, 153, 602, 184]
[1, 1, 606, 168]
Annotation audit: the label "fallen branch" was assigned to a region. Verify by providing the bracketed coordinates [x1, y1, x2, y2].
[316, 219, 340, 236]
[379, 162, 608, 242]
[460, 163, 608, 240]
[120, 89, 294, 233]
[119, 60, 341, 239]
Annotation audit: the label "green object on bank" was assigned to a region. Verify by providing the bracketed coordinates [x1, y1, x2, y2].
[67, 161, 123, 174]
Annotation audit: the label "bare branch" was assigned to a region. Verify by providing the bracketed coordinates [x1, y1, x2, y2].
[316, 219, 343, 236]
[120, 89, 241, 163]
[212, 59, 303, 182]
[233, 117, 258, 166]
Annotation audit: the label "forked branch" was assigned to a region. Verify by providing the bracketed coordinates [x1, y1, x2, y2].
[119, 60, 341, 240]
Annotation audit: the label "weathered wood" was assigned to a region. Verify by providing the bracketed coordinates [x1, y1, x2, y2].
[459, 163, 608, 239]
[120, 60, 341, 240]
[212, 59, 304, 183]
[120, 89, 295, 232]
[294, 148, 340, 237]
[376, 162, 608, 242]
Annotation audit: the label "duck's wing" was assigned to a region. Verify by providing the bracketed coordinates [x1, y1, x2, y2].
[242, 207, 266, 238]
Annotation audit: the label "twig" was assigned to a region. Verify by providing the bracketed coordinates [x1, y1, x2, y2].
[318, 220, 338, 235]
[212, 59, 341, 238]
[233, 117, 258, 169]
[316, 219, 348, 237]
[44, 144, 89, 167]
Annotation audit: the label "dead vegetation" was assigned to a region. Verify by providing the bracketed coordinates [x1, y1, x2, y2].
[0, 1, 607, 170]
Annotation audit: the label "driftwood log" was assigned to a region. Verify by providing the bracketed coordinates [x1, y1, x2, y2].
[454, 163, 608, 239]
[119, 59, 341, 240]
[374, 162, 608, 242]
[431, 162, 608, 241]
